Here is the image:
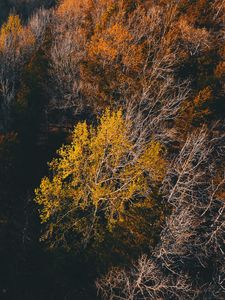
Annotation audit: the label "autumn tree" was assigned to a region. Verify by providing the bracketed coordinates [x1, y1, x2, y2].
[0, 14, 35, 131]
[44, 0, 183, 143]
[35, 109, 167, 252]
[35, 0, 223, 134]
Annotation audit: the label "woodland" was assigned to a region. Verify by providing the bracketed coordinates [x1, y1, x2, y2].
[0, 0, 224, 299]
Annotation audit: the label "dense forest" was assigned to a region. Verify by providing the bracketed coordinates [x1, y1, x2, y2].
[0, 0, 224, 299]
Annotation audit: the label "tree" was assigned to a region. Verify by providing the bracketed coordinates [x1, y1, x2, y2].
[0, 14, 35, 131]
[35, 109, 167, 251]
[28, 8, 51, 46]
[0, 14, 34, 52]
[97, 126, 225, 299]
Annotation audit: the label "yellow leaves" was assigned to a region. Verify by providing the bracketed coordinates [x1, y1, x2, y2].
[91, 183, 111, 206]
[0, 15, 22, 49]
[35, 108, 167, 245]
[0, 14, 34, 53]
[1, 14, 22, 36]
[138, 141, 167, 182]
[35, 177, 61, 223]
[92, 109, 131, 156]
[71, 121, 89, 148]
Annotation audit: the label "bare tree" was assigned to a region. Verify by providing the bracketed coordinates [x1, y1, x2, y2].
[97, 126, 225, 299]
[123, 3, 190, 148]
[0, 34, 23, 131]
[29, 7, 51, 46]
[97, 254, 194, 300]
[49, 31, 85, 113]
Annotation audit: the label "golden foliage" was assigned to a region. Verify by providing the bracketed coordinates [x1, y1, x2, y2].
[0, 14, 34, 52]
[35, 109, 167, 247]
[0, 14, 22, 38]
[0, 15, 22, 49]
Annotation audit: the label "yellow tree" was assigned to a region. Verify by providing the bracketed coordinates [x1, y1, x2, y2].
[0, 14, 34, 52]
[0, 15, 22, 48]
[35, 109, 167, 250]
[0, 15, 35, 130]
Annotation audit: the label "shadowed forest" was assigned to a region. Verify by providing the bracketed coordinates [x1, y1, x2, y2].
[0, 1, 224, 299]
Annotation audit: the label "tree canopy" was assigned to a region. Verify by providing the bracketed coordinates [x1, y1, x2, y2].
[35, 109, 167, 250]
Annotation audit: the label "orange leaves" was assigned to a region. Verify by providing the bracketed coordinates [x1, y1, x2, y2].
[122, 44, 143, 71]
[57, 0, 75, 14]
[88, 23, 133, 61]
[176, 86, 214, 134]
[88, 36, 117, 60]
[191, 86, 213, 124]
[80, 19, 145, 106]
[99, 2, 117, 29]
[86, 21, 144, 102]
[57, 0, 94, 17]
[179, 0, 208, 24]
[215, 61, 225, 80]
[194, 86, 212, 108]
[56, 0, 94, 40]
[107, 23, 132, 44]
[88, 21, 144, 71]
